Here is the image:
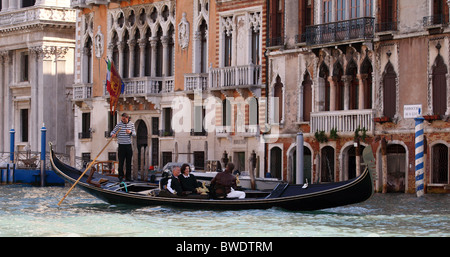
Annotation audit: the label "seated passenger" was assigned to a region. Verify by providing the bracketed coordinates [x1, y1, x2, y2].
[210, 163, 246, 199]
[179, 163, 201, 194]
[167, 166, 183, 196]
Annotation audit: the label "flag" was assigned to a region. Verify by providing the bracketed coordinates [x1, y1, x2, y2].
[106, 59, 125, 115]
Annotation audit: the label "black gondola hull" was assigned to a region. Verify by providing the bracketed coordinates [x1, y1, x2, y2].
[50, 146, 374, 211]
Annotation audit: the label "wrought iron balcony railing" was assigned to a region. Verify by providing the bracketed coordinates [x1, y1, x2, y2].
[267, 36, 286, 48]
[304, 17, 375, 46]
[423, 14, 446, 27]
[375, 21, 398, 32]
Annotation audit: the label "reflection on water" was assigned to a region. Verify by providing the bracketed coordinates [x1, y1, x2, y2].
[0, 185, 448, 237]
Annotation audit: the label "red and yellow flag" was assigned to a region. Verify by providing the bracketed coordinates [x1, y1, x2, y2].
[106, 59, 125, 115]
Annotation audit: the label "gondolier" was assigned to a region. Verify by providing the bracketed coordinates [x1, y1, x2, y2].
[111, 113, 136, 181]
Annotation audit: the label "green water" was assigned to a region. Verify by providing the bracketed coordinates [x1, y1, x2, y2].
[0, 185, 448, 237]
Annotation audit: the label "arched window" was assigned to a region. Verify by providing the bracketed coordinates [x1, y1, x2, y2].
[248, 97, 259, 126]
[122, 30, 130, 78]
[319, 62, 330, 111]
[432, 55, 447, 116]
[273, 75, 283, 123]
[302, 72, 312, 121]
[167, 24, 175, 76]
[383, 62, 397, 119]
[333, 61, 344, 110]
[222, 98, 231, 126]
[321, 146, 335, 182]
[360, 56, 373, 109]
[199, 19, 208, 73]
[144, 28, 152, 76]
[111, 31, 119, 70]
[347, 60, 359, 110]
[270, 146, 282, 179]
[83, 37, 93, 84]
[432, 144, 449, 184]
[133, 30, 141, 78]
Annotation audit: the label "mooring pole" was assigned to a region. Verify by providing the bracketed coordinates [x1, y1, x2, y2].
[40, 125, 47, 187]
[414, 117, 425, 197]
[296, 132, 304, 184]
[8, 129, 15, 184]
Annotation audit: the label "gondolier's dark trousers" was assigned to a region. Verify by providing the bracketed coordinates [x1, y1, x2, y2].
[118, 144, 132, 180]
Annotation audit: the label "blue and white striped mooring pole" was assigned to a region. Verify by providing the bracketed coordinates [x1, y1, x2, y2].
[414, 117, 425, 197]
[40, 125, 47, 187]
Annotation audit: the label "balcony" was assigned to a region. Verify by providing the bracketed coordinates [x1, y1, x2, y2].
[375, 21, 398, 32]
[310, 109, 376, 134]
[73, 83, 93, 100]
[0, 6, 76, 31]
[423, 14, 447, 34]
[267, 36, 286, 49]
[423, 14, 446, 27]
[304, 17, 374, 47]
[184, 73, 208, 92]
[71, 0, 124, 8]
[103, 77, 174, 97]
[209, 64, 262, 90]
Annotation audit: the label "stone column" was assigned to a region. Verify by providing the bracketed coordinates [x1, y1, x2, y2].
[138, 39, 146, 77]
[161, 36, 169, 77]
[29, 47, 39, 151]
[8, 0, 17, 11]
[150, 37, 158, 77]
[328, 76, 336, 111]
[193, 31, 202, 73]
[381, 138, 388, 193]
[128, 39, 136, 78]
[1, 0, 9, 12]
[342, 75, 352, 110]
[0, 55, 3, 150]
[2, 52, 11, 152]
[117, 41, 125, 77]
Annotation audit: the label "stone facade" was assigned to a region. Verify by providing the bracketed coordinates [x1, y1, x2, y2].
[70, 0, 449, 193]
[266, 0, 450, 193]
[0, 0, 76, 154]
[71, 0, 268, 180]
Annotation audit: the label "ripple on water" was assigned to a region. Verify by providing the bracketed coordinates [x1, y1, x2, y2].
[0, 185, 448, 237]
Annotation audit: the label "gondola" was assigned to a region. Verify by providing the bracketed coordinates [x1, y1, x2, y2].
[50, 145, 374, 211]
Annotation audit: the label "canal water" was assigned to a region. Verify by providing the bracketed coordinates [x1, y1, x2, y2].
[0, 185, 448, 237]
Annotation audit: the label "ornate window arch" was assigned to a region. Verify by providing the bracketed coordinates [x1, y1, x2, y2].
[107, 2, 176, 78]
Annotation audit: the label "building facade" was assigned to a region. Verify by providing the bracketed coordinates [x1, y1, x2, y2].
[70, 0, 268, 179]
[71, 0, 449, 193]
[0, 0, 76, 154]
[266, 0, 450, 193]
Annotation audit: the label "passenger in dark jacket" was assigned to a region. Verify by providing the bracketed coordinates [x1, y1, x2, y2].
[179, 163, 200, 193]
[167, 166, 183, 196]
[210, 163, 246, 199]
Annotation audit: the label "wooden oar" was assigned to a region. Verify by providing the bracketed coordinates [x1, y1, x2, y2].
[57, 128, 120, 206]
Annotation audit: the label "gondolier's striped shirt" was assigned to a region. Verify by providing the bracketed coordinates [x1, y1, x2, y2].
[110, 121, 136, 145]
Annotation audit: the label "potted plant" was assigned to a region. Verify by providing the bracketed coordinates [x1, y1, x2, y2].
[373, 116, 390, 123]
[423, 114, 441, 121]
[329, 128, 339, 140]
[314, 130, 328, 143]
